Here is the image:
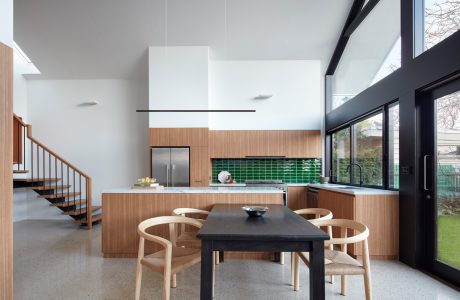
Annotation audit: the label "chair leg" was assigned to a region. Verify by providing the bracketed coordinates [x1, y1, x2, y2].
[363, 239, 372, 300]
[290, 252, 294, 286]
[215, 251, 220, 265]
[330, 275, 334, 284]
[341, 275, 347, 296]
[163, 263, 172, 300]
[364, 271, 372, 300]
[171, 274, 177, 288]
[213, 250, 216, 298]
[280, 252, 285, 265]
[294, 253, 300, 291]
[134, 262, 142, 300]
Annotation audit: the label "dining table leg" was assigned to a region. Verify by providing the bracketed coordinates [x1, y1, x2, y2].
[309, 240, 325, 300]
[200, 240, 214, 300]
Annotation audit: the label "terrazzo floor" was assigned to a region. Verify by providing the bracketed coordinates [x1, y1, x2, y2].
[13, 220, 460, 300]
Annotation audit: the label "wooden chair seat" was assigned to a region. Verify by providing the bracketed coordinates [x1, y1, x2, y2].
[141, 246, 201, 274]
[298, 249, 365, 275]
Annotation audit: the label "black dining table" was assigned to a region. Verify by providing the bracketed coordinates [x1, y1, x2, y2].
[196, 204, 330, 300]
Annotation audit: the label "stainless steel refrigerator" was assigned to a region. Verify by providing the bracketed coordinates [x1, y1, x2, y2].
[151, 148, 190, 187]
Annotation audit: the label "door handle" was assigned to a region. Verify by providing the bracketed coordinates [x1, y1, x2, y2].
[166, 164, 170, 187]
[423, 155, 431, 191]
[171, 164, 175, 187]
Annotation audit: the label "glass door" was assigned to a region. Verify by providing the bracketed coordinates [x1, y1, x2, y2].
[421, 80, 460, 286]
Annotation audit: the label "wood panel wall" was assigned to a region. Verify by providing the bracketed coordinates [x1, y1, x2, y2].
[209, 130, 321, 158]
[0, 42, 13, 300]
[102, 193, 284, 258]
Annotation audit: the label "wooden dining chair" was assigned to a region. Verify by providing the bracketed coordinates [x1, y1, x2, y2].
[293, 219, 372, 300]
[135, 216, 208, 300]
[289, 208, 333, 285]
[172, 207, 220, 264]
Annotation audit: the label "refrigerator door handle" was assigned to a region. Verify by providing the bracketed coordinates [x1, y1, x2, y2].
[171, 164, 175, 187]
[166, 164, 170, 187]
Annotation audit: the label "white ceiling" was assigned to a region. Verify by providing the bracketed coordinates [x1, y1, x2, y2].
[14, 0, 353, 79]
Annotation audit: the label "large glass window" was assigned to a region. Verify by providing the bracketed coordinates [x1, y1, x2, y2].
[424, 0, 460, 52]
[331, 112, 385, 187]
[332, 128, 351, 183]
[352, 113, 384, 186]
[388, 103, 400, 189]
[331, 0, 401, 110]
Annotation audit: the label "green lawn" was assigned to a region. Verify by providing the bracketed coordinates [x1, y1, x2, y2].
[438, 215, 460, 269]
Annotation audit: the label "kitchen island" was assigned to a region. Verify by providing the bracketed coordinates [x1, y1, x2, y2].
[102, 187, 284, 258]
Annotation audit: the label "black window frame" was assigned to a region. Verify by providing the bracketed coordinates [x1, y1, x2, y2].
[329, 101, 402, 190]
[386, 100, 400, 190]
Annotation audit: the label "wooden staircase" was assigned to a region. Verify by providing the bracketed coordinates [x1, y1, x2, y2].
[12, 114, 101, 229]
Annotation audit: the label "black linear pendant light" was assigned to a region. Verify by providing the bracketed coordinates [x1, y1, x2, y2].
[136, 109, 256, 112]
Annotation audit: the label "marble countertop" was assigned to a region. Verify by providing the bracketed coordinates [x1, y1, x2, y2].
[209, 183, 309, 187]
[103, 187, 284, 194]
[308, 183, 399, 195]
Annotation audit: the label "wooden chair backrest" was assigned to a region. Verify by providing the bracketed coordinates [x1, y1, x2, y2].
[137, 216, 203, 249]
[310, 219, 369, 248]
[172, 208, 209, 237]
[294, 208, 333, 222]
[172, 207, 210, 217]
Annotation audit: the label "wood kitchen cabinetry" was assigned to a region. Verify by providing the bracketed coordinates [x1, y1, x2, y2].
[287, 186, 307, 211]
[318, 189, 399, 259]
[190, 147, 209, 186]
[209, 130, 321, 158]
[150, 128, 210, 186]
[149, 128, 209, 147]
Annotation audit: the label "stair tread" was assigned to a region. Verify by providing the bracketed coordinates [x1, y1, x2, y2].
[31, 184, 72, 191]
[14, 178, 61, 182]
[76, 214, 102, 224]
[51, 199, 87, 208]
[37, 192, 81, 199]
[63, 206, 101, 216]
[13, 170, 29, 174]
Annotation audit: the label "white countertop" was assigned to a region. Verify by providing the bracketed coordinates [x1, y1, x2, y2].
[209, 183, 309, 187]
[103, 187, 284, 194]
[308, 183, 399, 195]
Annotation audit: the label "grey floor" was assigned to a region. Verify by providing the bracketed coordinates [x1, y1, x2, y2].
[13, 220, 460, 300]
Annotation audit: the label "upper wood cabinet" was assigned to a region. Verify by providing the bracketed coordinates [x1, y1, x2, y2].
[209, 130, 321, 158]
[150, 128, 209, 147]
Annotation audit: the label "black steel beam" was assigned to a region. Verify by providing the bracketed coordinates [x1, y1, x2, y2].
[343, 0, 381, 37]
[325, 0, 366, 75]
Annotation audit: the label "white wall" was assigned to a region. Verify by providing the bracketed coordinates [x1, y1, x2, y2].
[149, 46, 209, 128]
[25, 79, 149, 219]
[209, 60, 321, 130]
[0, 0, 13, 47]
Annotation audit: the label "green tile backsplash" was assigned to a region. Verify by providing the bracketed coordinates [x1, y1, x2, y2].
[212, 158, 322, 184]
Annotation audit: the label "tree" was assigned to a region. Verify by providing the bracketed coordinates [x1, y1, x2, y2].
[425, 1, 460, 131]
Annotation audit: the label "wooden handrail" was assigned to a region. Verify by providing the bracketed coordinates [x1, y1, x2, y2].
[13, 113, 27, 127]
[15, 115, 94, 229]
[25, 125, 91, 179]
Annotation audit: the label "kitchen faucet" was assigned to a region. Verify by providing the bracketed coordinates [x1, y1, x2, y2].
[346, 163, 363, 186]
